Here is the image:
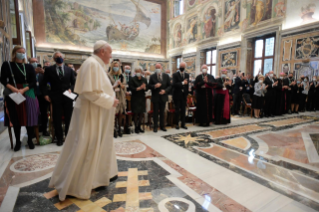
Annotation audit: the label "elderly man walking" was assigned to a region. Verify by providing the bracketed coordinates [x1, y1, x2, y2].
[49, 40, 119, 201]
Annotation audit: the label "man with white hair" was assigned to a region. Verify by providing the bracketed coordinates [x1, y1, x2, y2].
[49, 40, 119, 201]
[149, 63, 171, 132]
[41, 51, 75, 146]
[172, 61, 189, 129]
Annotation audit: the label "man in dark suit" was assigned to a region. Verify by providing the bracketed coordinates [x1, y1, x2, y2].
[231, 73, 242, 115]
[149, 63, 171, 132]
[172, 62, 189, 130]
[41, 51, 76, 146]
[264, 71, 278, 117]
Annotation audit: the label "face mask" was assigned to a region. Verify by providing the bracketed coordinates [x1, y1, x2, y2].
[297, 81, 300, 84]
[314, 79, 317, 82]
[280, 77, 283, 80]
[289, 77, 293, 79]
[221, 74, 226, 79]
[270, 74, 274, 78]
[259, 80, 263, 83]
[180, 67, 185, 72]
[55, 57, 64, 64]
[125, 69, 130, 74]
[301, 78, 304, 80]
[31, 62, 37, 69]
[136, 73, 141, 77]
[113, 67, 119, 72]
[156, 69, 161, 74]
[146, 76, 150, 80]
[202, 69, 207, 74]
[304, 79, 307, 82]
[16, 53, 25, 60]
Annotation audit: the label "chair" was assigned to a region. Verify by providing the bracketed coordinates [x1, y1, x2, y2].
[146, 96, 154, 129]
[242, 93, 252, 116]
[186, 94, 196, 125]
[167, 101, 175, 127]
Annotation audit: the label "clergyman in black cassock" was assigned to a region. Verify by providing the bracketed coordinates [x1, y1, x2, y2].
[195, 65, 215, 126]
[263, 71, 277, 117]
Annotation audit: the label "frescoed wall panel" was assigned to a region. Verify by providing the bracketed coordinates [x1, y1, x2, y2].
[33, 0, 166, 56]
[218, 47, 241, 76]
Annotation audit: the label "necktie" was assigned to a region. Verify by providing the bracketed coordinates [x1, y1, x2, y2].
[58, 67, 63, 80]
[158, 74, 162, 81]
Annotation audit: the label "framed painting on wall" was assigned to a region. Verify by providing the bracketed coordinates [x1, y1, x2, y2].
[221, 51, 237, 68]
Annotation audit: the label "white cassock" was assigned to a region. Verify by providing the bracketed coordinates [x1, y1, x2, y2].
[49, 55, 118, 201]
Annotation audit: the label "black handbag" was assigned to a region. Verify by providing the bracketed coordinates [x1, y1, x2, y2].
[3, 62, 17, 97]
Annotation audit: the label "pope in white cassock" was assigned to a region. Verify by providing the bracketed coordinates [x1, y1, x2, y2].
[49, 40, 119, 201]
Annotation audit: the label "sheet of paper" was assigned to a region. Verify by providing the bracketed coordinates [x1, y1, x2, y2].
[113, 80, 120, 88]
[63, 90, 77, 100]
[9, 93, 26, 105]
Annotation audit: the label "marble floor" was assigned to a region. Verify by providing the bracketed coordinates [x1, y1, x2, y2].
[0, 112, 319, 212]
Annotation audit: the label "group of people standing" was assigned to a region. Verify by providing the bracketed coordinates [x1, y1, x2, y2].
[1, 46, 76, 151]
[108, 61, 191, 135]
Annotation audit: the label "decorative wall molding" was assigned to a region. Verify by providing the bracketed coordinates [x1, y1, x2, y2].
[283, 40, 293, 61]
[281, 22, 319, 37]
[243, 25, 281, 39]
[217, 41, 242, 51]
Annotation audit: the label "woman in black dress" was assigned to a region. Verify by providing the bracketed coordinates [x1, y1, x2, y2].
[129, 66, 148, 134]
[291, 79, 301, 113]
[0, 46, 39, 151]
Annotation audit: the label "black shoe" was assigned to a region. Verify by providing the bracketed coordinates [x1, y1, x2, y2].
[153, 128, 158, 133]
[138, 127, 144, 133]
[110, 175, 118, 182]
[114, 130, 118, 138]
[175, 125, 180, 130]
[118, 129, 123, 137]
[42, 131, 50, 137]
[27, 140, 35, 149]
[57, 140, 63, 146]
[161, 128, 167, 132]
[14, 141, 21, 152]
[288, 110, 292, 114]
[181, 125, 188, 130]
[135, 128, 140, 134]
[271, 115, 274, 117]
[124, 128, 131, 134]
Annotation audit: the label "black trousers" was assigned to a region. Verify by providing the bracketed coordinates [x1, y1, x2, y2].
[38, 95, 49, 133]
[264, 92, 275, 116]
[286, 91, 292, 112]
[307, 94, 315, 111]
[174, 98, 186, 126]
[153, 101, 166, 129]
[232, 93, 241, 114]
[51, 95, 73, 140]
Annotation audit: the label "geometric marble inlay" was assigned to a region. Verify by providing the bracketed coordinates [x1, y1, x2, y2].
[115, 141, 147, 155]
[221, 137, 250, 150]
[10, 153, 59, 173]
[263, 118, 309, 127]
[200, 124, 266, 139]
[310, 133, 319, 154]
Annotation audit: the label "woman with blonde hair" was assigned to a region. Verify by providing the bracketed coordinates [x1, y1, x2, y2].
[108, 60, 127, 137]
[0, 46, 39, 151]
[253, 75, 267, 118]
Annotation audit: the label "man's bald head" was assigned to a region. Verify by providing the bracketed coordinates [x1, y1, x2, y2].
[155, 63, 162, 69]
[180, 62, 186, 68]
[201, 64, 208, 70]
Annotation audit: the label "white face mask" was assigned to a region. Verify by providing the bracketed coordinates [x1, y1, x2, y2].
[280, 77, 283, 79]
[136, 73, 141, 77]
[313, 79, 317, 82]
[155, 69, 161, 74]
[202, 69, 207, 74]
[259, 80, 263, 83]
[270, 74, 274, 78]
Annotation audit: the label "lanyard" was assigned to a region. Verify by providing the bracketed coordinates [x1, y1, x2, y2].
[15, 63, 27, 82]
[113, 75, 120, 81]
